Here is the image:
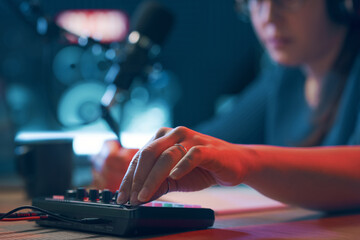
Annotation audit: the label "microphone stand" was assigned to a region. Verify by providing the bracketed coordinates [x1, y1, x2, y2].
[100, 82, 124, 146]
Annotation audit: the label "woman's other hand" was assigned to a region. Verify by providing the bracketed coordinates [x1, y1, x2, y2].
[92, 140, 138, 192]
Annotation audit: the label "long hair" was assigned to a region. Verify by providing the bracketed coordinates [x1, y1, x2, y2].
[300, 25, 360, 146]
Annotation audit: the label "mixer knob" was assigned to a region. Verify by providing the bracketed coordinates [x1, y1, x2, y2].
[89, 189, 100, 202]
[113, 190, 119, 202]
[66, 189, 76, 199]
[101, 189, 113, 203]
[76, 187, 87, 200]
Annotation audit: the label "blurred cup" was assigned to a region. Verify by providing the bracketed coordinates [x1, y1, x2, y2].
[15, 137, 73, 198]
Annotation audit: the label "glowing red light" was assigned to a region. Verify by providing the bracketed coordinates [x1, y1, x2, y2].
[52, 195, 65, 200]
[56, 10, 129, 43]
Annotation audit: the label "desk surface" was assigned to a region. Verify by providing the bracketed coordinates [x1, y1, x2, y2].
[1, 188, 360, 240]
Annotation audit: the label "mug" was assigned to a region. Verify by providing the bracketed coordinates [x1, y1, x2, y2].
[15, 137, 73, 198]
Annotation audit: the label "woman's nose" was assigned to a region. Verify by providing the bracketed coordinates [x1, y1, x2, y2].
[257, 0, 279, 24]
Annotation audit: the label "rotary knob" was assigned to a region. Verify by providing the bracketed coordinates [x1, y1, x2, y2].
[113, 190, 119, 202]
[76, 187, 87, 200]
[66, 189, 76, 199]
[89, 189, 100, 202]
[101, 189, 113, 203]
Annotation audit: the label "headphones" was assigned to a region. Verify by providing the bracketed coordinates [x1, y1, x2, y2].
[327, 0, 360, 24]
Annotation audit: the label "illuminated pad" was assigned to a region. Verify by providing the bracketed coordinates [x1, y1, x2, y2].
[142, 201, 201, 208]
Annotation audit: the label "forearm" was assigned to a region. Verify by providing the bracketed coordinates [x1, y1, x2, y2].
[242, 145, 360, 212]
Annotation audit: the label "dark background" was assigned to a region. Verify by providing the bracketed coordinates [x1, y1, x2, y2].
[0, 0, 262, 174]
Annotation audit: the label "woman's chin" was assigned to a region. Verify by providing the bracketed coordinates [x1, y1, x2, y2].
[268, 52, 302, 67]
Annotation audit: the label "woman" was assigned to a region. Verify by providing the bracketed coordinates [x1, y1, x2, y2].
[95, 0, 360, 212]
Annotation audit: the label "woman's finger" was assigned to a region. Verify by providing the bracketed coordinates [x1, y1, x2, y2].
[116, 151, 140, 204]
[153, 127, 172, 139]
[169, 168, 217, 192]
[116, 128, 172, 204]
[137, 144, 186, 202]
[128, 129, 186, 204]
[118, 126, 194, 205]
[145, 179, 170, 203]
[169, 146, 207, 180]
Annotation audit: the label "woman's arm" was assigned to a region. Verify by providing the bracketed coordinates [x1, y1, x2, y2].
[116, 126, 360, 212]
[244, 145, 360, 212]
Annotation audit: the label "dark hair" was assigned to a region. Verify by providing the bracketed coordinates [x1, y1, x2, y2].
[300, 25, 360, 146]
[326, 0, 360, 25]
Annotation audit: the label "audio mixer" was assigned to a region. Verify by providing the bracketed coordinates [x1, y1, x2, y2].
[32, 188, 215, 236]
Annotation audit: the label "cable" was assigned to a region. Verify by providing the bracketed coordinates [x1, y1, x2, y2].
[0, 206, 110, 224]
[0, 212, 40, 218]
[0, 211, 48, 221]
[1, 216, 49, 221]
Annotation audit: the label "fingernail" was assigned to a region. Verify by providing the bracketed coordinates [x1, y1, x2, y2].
[138, 187, 150, 202]
[169, 168, 180, 179]
[116, 191, 126, 204]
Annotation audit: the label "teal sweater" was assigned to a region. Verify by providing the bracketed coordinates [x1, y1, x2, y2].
[196, 53, 360, 146]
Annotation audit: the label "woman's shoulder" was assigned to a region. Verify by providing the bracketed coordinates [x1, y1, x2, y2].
[330, 50, 360, 146]
[350, 51, 360, 75]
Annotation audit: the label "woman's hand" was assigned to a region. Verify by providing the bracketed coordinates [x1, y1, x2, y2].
[92, 140, 138, 192]
[116, 126, 255, 205]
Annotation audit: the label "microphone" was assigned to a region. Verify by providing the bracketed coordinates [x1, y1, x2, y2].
[100, 0, 175, 143]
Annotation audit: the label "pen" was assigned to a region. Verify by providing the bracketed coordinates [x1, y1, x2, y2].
[101, 104, 122, 146]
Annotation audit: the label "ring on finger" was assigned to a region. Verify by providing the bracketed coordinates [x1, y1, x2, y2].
[174, 143, 187, 154]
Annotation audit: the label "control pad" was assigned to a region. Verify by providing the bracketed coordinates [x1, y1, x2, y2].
[32, 188, 215, 237]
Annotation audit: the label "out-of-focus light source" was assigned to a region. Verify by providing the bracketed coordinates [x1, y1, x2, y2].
[128, 31, 140, 44]
[15, 131, 153, 155]
[56, 10, 129, 43]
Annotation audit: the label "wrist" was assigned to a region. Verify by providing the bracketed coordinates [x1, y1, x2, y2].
[240, 145, 272, 186]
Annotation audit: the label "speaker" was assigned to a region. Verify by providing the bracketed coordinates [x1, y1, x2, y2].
[327, 0, 360, 24]
[57, 81, 107, 127]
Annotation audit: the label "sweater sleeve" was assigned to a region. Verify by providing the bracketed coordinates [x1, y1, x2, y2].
[348, 107, 360, 145]
[195, 74, 270, 144]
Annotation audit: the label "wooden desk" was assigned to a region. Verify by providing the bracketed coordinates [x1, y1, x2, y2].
[1, 188, 360, 240]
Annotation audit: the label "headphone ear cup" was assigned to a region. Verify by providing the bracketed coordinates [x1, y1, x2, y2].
[327, 0, 360, 24]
